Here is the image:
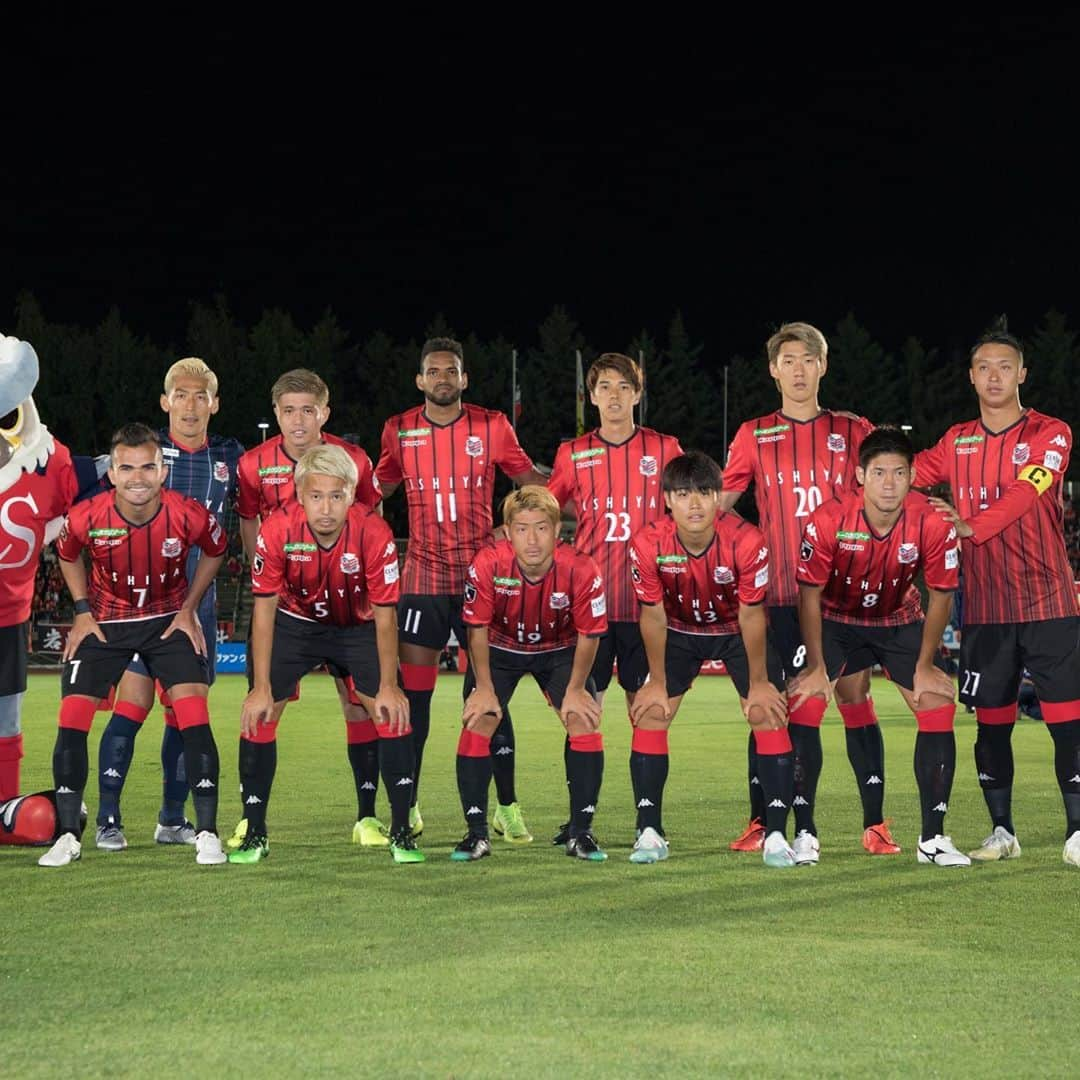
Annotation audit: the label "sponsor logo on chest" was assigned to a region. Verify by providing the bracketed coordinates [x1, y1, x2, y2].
[954, 434, 984, 456]
[754, 423, 790, 444]
[89, 527, 128, 547]
[399, 427, 431, 449]
[836, 529, 869, 553]
[494, 575, 522, 596]
[284, 541, 317, 563]
[657, 554, 687, 574]
[572, 447, 606, 469]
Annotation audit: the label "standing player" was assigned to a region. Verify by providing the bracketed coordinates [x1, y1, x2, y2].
[547, 353, 682, 844]
[235, 446, 420, 863]
[720, 323, 893, 858]
[234, 368, 388, 848]
[376, 337, 547, 840]
[628, 452, 796, 868]
[39, 424, 228, 868]
[0, 334, 80, 805]
[94, 358, 244, 850]
[454, 487, 607, 861]
[792, 428, 967, 866]
[917, 331, 1080, 866]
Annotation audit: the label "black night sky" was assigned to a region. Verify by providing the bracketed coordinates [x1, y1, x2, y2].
[5, 14, 1080, 363]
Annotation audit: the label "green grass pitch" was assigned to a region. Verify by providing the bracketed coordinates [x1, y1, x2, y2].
[5, 673, 1079, 1078]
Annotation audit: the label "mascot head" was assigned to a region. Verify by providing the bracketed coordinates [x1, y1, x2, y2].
[0, 334, 54, 492]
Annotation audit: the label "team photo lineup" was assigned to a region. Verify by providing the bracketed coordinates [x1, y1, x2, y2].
[3, 320, 1079, 874]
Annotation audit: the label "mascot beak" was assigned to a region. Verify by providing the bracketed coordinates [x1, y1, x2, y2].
[1, 403, 24, 450]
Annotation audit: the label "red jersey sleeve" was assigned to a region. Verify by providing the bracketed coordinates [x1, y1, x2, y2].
[55, 502, 89, 562]
[46, 442, 80, 519]
[493, 413, 535, 478]
[572, 554, 608, 636]
[913, 433, 949, 488]
[796, 507, 836, 588]
[374, 417, 404, 489]
[922, 513, 960, 592]
[236, 453, 260, 519]
[629, 528, 663, 606]
[462, 547, 495, 626]
[722, 423, 755, 494]
[364, 516, 401, 606]
[547, 442, 575, 507]
[250, 518, 283, 596]
[351, 447, 382, 511]
[190, 504, 228, 558]
[734, 525, 770, 605]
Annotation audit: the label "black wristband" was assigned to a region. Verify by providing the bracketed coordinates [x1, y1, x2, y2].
[73, 599, 92, 616]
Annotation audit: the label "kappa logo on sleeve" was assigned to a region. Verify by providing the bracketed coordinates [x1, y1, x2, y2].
[1050, 434, 1068, 448]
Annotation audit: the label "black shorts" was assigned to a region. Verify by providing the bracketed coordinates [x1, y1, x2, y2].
[590, 621, 649, 693]
[665, 629, 786, 699]
[398, 593, 467, 652]
[261, 611, 381, 704]
[0, 622, 29, 696]
[127, 594, 220, 686]
[958, 617, 1080, 710]
[463, 647, 598, 713]
[822, 619, 947, 693]
[62, 614, 209, 700]
[767, 606, 806, 681]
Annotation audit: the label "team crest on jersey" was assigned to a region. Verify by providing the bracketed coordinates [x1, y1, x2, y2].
[213, 460, 229, 482]
[1012, 443, 1030, 466]
[465, 436, 484, 458]
[340, 553, 360, 575]
[639, 455, 658, 477]
[713, 566, 735, 585]
[161, 537, 182, 558]
[827, 434, 846, 453]
[549, 591, 570, 610]
[898, 543, 919, 564]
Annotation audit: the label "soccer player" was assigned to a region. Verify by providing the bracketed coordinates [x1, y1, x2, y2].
[235, 445, 420, 864]
[792, 427, 968, 867]
[235, 368, 389, 847]
[547, 353, 683, 845]
[454, 486, 607, 861]
[39, 424, 228, 868]
[720, 323, 893, 857]
[376, 337, 547, 841]
[94, 358, 244, 851]
[916, 330, 1080, 866]
[628, 452, 796, 868]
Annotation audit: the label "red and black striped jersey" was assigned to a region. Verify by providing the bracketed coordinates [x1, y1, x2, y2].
[56, 489, 226, 622]
[376, 404, 534, 596]
[236, 433, 380, 521]
[547, 427, 684, 623]
[629, 514, 770, 636]
[797, 490, 958, 626]
[462, 539, 607, 653]
[914, 410, 1077, 625]
[251, 501, 399, 625]
[724, 410, 871, 607]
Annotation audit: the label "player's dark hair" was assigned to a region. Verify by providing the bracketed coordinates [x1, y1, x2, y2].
[969, 329, 1025, 367]
[858, 426, 914, 468]
[662, 451, 723, 494]
[110, 422, 161, 460]
[420, 336, 464, 369]
[586, 352, 642, 394]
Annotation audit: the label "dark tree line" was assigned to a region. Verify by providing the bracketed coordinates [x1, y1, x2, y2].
[12, 291, 1079, 477]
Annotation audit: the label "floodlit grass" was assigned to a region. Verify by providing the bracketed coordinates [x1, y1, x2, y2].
[5, 673, 1079, 1077]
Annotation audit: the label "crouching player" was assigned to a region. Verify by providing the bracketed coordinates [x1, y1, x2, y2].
[40, 423, 228, 868]
[453, 486, 608, 862]
[791, 428, 968, 866]
[628, 452, 795, 867]
[237, 445, 421, 864]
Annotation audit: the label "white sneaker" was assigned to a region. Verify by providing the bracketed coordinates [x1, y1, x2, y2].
[95, 823, 128, 851]
[154, 820, 197, 846]
[968, 825, 1021, 862]
[762, 831, 796, 868]
[629, 826, 669, 864]
[792, 830, 820, 866]
[917, 835, 971, 867]
[1063, 831, 1080, 868]
[38, 832, 82, 867]
[195, 831, 227, 866]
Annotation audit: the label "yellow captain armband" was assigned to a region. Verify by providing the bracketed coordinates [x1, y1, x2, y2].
[1017, 464, 1055, 495]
